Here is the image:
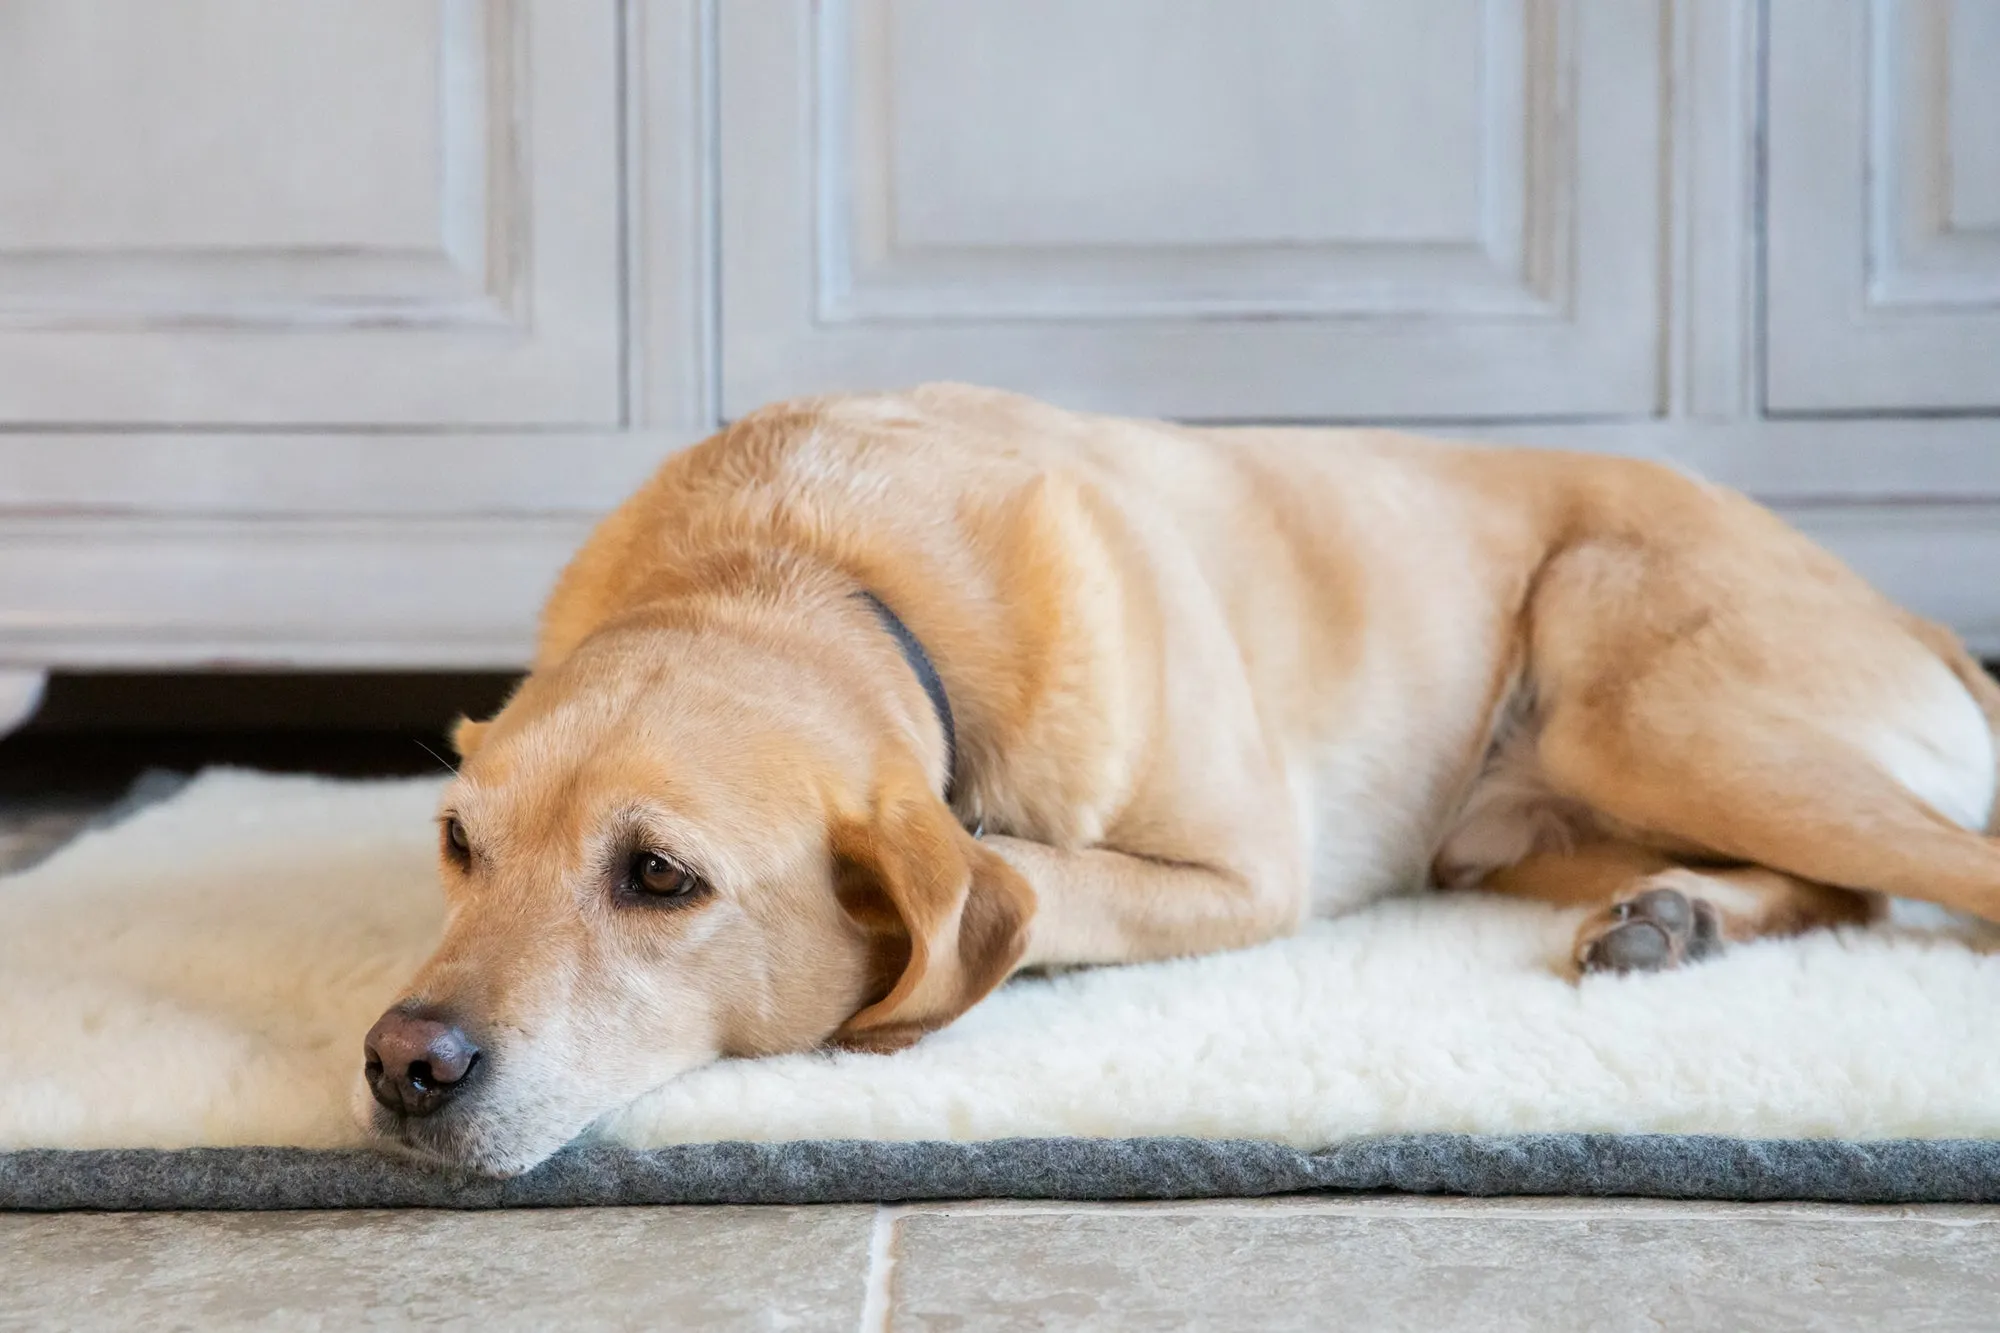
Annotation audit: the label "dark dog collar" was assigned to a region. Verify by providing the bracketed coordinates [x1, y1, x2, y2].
[854, 590, 958, 806]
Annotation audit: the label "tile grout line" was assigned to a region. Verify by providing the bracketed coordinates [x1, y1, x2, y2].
[890, 1198, 1966, 1223]
[856, 1204, 905, 1333]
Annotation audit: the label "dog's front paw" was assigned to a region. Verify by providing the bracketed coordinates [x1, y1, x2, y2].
[1576, 883, 1723, 974]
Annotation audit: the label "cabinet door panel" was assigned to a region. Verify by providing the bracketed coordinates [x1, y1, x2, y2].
[1766, 0, 2000, 412]
[0, 0, 621, 426]
[721, 0, 1664, 420]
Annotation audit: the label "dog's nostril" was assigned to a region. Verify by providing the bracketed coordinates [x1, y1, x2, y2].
[407, 1051, 478, 1094]
[363, 1010, 482, 1119]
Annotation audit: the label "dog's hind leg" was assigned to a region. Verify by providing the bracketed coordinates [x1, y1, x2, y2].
[1897, 609, 2000, 834]
[1522, 532, 2000, 927]
[1479, 841, 1879, 975]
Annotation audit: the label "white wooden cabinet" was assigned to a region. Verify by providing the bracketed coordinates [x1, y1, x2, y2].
[0, 0, 1996, 714]
[0, 0, 624, 426]
[719, 0, 1664, 420]
[1766, 0, 2000, 412]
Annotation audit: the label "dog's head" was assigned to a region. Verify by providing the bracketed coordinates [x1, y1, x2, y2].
[356, 613, 1033, 1176]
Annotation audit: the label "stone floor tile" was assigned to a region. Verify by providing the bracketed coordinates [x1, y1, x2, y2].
[0, 1206, 875, 1332]
[884, 1200, 2000, 1331]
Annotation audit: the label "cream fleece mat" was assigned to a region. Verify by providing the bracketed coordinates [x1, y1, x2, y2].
[4, 769, 1999, 1159]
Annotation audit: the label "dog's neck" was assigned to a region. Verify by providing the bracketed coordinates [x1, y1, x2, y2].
[852, 590, 958, 806]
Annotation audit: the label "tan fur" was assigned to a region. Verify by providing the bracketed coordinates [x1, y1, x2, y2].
[1480, 841, 1881, 976]
[368, 384, 2000, 1175]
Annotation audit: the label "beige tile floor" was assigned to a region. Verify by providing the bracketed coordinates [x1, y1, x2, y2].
[3, 1198, 1997, 1330]
[4, 786, 1996, 1330]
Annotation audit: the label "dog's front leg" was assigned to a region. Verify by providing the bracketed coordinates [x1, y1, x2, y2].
[983, 836, 1303, 970]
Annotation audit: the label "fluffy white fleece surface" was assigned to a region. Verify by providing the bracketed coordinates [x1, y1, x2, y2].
[3, 770, 1997, 1154]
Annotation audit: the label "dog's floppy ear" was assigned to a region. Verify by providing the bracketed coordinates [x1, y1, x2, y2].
[450, 715, 491, 760]
[830, 760, 1036, 1053]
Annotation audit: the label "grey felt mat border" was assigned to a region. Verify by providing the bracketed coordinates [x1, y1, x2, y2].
[4, 1135, 1997, 1210]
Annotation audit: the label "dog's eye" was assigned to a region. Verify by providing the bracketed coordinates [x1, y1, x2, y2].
[627, 851, 703, 901]
[442, 817, 471, 866]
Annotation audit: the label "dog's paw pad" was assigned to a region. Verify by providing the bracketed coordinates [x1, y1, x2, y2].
[1577, 884, 1723, 974]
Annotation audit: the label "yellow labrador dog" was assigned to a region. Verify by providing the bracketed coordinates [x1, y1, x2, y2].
[360, 383, 2000, 1175]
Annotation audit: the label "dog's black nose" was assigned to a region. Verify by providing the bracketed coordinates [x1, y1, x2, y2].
[364, 1010, 480, 1118]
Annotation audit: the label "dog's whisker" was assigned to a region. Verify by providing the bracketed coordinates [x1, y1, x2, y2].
[415, 740, 459, 777]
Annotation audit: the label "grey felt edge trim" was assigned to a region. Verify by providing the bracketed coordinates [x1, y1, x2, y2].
[4, 1135, 1997, 1210]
